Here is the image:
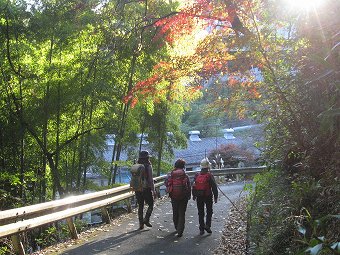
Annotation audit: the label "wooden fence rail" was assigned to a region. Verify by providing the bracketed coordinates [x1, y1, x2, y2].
[0, 166, 265, 255]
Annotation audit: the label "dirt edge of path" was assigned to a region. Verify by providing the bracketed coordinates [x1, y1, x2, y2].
[213, 197, 247, 255]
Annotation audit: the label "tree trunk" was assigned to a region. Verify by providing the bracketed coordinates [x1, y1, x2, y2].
[108, 142, 117, 186]
[111, 53, 138, 184]
[0, 127, 4, 170]
[54, 47, 63, 195]
[55, 81, 61, 194]
[41, 36, 54, 201]
[76, 101, 86, 192]
[19, 78, 25, 199]
[82, 95, 94, 192]
[157, 136, 163, 177]
[46, 152, 65, 196]
[70, 144, 77, 192]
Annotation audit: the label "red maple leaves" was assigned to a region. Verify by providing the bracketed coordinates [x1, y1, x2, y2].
[153, 0, 239, 44]
[125, 0, 257, 108]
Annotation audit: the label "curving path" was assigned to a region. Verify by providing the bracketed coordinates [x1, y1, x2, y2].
[57, 182, 246, 255]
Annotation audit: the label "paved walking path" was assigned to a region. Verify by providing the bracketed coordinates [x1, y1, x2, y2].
[58, 182, 246, 255]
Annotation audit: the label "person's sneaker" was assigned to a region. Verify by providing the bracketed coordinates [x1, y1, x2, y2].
[139, 224, 144, 230]
[144, 221, 152, 227]
[176, 233, 183, 237]
[204, 226, 212, 233]
[199, 229, 204, 235]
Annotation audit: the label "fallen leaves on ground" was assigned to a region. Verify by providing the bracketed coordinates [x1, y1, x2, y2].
[213, 197, 247, 255]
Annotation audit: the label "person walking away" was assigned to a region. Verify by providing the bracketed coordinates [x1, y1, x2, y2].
[165, 159, 191, 237]
[192, 158, 218, 235]
[130, 150, 156, 230]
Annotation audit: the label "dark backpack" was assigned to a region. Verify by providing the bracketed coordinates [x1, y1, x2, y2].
[130, 164, 146, 192]
[166, 169, 189, 200]
[193, 172, 211, 197]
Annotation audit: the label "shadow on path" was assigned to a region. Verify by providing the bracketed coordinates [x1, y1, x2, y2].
[62, 229, 145, 255]
[59, 182, 246, 255]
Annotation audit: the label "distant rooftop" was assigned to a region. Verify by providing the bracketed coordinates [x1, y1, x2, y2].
[101, 125, 262, 170]
[174, 136, 242, 169]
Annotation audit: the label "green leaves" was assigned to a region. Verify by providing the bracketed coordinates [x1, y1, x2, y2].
[297, 225, 306, 236]
[330, 242, 340, 252]
[305, 243, 323, 255]
[296, 213, 340, 255]
[318, 108, 340, 118]
[0, 0, 178, 200]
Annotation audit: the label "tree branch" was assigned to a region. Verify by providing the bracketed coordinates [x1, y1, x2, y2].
[51, 126, 104, 156]
[247, 1, 306, 147]
[4, 9, 37, 80]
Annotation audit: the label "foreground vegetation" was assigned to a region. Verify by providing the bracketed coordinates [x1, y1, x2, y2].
[248, 166, 339, 254]
[0, 0, 193, 204]
[245, 0, 340, 253]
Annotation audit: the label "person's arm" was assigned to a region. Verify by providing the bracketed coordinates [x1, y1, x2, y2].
[186, 174, 191, 200]
[164, 173, 169, 187]
[164, 172, 172, 194]
[192, 173, 198, 200]
[147, 164, 155, 191]
[210, 174, 218, 202]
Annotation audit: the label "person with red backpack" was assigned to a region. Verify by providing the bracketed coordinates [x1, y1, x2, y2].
[164, 159, 191, 237]
[192, 158, 218, 235]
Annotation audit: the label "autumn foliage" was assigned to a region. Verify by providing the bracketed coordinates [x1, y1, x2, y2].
[209, 143, 255, 167]
[124, 0, 260, 110]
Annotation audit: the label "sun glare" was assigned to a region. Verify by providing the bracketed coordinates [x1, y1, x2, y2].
[284, 0, 324, 10]
[171, 27, 208, 57]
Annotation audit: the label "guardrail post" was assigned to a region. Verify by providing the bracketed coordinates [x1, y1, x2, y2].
[125, 198, 132, 213]
[11, 234, 25, 255]
[156, 187, 161, 198]
[66, 218, 78, 239]
[101, 207, 111, 224]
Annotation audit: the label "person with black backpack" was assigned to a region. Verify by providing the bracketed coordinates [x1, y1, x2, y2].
[164, 159, 191, 237]
[192, 158, 218, 235]
[130, 150, 156, 230]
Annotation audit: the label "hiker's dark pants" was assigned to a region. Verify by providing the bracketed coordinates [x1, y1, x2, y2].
[196, 195, 213, 230]
[171, 198, 188, 234]
[136, 188, 154, 224]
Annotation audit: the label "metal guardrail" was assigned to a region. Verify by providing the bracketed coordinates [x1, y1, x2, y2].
[0, 166, 265, 254]
[190, 166, 266, 177]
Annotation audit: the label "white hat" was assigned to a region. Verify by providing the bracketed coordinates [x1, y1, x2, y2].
[200, 158, 211, 169]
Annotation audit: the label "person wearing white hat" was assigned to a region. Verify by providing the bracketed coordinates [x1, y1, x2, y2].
[192, 158, 218, 235]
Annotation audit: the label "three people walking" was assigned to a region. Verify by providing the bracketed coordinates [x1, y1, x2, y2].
[131, 154, 218, 236]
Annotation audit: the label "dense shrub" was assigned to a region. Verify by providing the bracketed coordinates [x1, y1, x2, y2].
[247, 166, 340, 254]
[209, 143, 255, 168]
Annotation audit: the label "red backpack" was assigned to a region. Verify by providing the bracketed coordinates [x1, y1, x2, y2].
[166, 169, 189, 200]
[193, 172, 212, 196]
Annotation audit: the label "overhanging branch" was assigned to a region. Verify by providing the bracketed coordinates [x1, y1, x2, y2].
[52, 126, 105, 156]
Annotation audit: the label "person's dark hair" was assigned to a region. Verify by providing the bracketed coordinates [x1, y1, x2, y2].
[138, 157, 151, 165]
[174, 159, 186, 169]
[139, 150, 150, 159]
[201, 168, 209, 173]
